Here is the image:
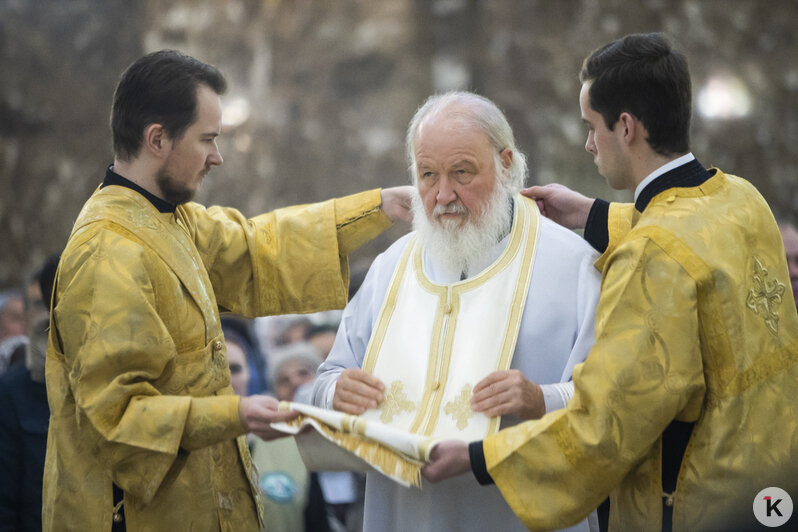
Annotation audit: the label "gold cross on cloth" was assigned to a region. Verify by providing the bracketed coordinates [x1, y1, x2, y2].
[444, 384, 474, 430]
[379, 380, 416, 423]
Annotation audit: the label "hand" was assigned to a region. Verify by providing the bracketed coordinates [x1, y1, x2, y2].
[471, 370, 545, 420]
[422, 440, 471, 483]
[521, 183, 594, 230]
[333, 368, 385, 414]
[380, 186, 415, 223]
[239, 395, 299, 441]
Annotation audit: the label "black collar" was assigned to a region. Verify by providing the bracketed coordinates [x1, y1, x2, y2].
[635, 158, 715, 212]
[101, 166, 176, 214]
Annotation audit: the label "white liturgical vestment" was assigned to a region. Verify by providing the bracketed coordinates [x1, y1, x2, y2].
[313, 196, 601, 532]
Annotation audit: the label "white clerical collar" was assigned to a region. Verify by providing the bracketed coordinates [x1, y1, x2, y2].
[634, 152, 695, 202]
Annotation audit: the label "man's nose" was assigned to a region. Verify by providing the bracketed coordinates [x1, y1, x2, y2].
[436, 176, 457, 205]
[584, 134, 595, 154]
[208, 145, 223, 166]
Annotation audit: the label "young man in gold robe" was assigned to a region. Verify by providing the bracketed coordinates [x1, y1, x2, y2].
[423, 33, 798, 531]
[42, 50, 412, 531]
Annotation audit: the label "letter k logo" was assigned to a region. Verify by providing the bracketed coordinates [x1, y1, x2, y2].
[754, 487, 792, 527]
[765, 496, 783, 517]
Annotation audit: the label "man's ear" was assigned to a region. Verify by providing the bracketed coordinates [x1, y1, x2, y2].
[500, 148, 513, 169]
[617, 112, 640, 146]
[143, 124, 170, 157]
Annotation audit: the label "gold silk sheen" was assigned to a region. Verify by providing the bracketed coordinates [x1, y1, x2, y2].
[42, 185, 390, 531]
[484, 170, 798, 531]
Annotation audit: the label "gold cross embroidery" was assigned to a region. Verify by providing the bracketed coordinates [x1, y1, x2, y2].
[746, 256, 785, 336]
[379, 380, 415, 423]
[444, 384, 474, 430]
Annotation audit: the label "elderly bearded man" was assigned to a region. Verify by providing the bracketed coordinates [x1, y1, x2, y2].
[312, 92, 602, 532]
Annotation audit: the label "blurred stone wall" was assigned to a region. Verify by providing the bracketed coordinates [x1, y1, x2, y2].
[1, 0, 797, 288]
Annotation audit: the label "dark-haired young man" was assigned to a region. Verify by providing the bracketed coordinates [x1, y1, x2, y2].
[43, 50, 412, 531]
[423, 33, 798, 531]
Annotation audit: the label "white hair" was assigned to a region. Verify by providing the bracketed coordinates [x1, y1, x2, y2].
[405, 91, 528, 192]
[411, 160, 516, 278]
[268, 341, 323, 387]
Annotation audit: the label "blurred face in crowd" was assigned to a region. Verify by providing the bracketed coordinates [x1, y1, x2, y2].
[308, 330, 336, 359]
[275, 360, 316, 402]
[279, 320, 311, 346]
[0, 294, 25, 340]
[156, 84, 223, 204]
[226, 340, 250, 397]
[411, 108, 515, 277]
[25, 281, 47, 334]
[780, 224, 798, 306]
[24, 280, 49, 380]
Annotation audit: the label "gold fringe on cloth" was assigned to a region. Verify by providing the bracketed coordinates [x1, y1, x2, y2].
[283, 415, 424, 488]
[272, 402, 439, 489]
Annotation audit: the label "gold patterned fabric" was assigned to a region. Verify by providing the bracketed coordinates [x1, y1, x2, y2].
[485, 170, 798, 531]
[42, 185, 390, 531]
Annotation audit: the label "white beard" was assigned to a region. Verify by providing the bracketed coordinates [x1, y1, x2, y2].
[412, 178, 515, 279]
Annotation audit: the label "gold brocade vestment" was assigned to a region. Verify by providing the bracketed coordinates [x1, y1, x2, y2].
[485, 170, 798, 531]
[43, 185, 390, 531]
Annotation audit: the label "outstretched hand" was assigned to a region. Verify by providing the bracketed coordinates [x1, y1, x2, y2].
[422, 440, 471, 483]
[333, 368, 385, 414]
[521, 184, 594, 230]
[239, 395, 298, 441]
[380, 186, 415, 223]
[471, 369, 545, 420]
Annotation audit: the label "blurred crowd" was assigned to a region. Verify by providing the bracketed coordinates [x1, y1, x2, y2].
[222, 307, 367, 532]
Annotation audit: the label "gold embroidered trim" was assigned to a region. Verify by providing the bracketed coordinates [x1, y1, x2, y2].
[491, 197, 540, 435]
[746, 256, 785, 336]
[407, 279, 449, 434]
[236, 435, 265, 527]
[362, 238, 416, 374]
[420, 289, 459, 435]
[281, 415, 425, 488]
[340, 414, 355, 432]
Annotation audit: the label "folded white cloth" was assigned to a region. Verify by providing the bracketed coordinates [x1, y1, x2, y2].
[271, 401, 439, 488]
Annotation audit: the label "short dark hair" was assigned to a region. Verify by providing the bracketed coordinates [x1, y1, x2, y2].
[579, 33, 691, 156]
[111, 50, 227, 161]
